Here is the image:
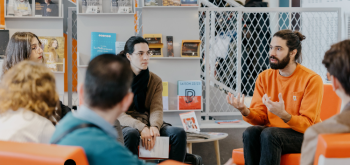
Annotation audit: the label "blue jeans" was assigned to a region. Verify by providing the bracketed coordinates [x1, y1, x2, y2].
[243, 126, 304, 165]
[122, 126, 187, 162]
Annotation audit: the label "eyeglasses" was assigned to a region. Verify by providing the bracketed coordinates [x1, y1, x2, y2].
[132, 51, 153, 57]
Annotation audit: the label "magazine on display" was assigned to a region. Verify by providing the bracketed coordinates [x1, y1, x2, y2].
[144, 0, 162, 6]
[115, 41, 125, 55]
[179, 111, 200, 133]
[35, 0, 60, 17]
[38, 36, 65, 72]
[177, 80, 202, 110]
[166, 36, 174, 57]
[117, 0, 133, 13]
[181, 40, 201, 57]
[84, 0, 102, 13]
[6, 0, 32, 16]
[162, 0, 180, 6]
[91, 32, 116, 60]
[0, 30, 9, 58]
[180, 0, 197, 6]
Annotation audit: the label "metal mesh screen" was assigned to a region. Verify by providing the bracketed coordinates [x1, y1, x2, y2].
[199, 9, 339, 115]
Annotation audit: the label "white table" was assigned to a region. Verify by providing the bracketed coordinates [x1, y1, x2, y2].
[186, 132, 228, 165]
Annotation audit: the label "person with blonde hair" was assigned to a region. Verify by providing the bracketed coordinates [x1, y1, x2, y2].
[0, 61, 59, 143]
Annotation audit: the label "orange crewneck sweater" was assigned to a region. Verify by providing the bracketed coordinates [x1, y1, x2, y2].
[243, 64, 323, 133]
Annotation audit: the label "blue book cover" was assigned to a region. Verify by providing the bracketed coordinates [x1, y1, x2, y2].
[177, 80, 202, 96]
[91, 32, 116, 60]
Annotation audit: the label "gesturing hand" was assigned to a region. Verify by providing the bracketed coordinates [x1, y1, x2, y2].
[226, 92, 250, 116]
[262, 93, 291, 122]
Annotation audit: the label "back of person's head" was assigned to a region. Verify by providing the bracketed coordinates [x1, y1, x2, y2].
[0, 61, 59, 124]
[84, 54, 133, 109]
[117, 36, 148, 59]
[3, 32, 42, 74]
[322, 40, 350, 96]
[273, 29, 306, 63]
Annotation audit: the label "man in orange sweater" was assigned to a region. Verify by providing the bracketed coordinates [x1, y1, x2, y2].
[227, 29, 323, 165]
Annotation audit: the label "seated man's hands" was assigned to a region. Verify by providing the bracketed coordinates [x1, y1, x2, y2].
[141, 127, 155, 151]
[226, 92, 250, 116]
[46, 8, 52, 12]
[262, 93, 292, 123]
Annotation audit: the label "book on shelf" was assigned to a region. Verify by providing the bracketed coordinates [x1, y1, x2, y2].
[162, 82, 169, 110]
[178, 80, 202, 110]
[90, 32, 116, 60]
[143, 34, 163, 57]
[35, 0, 59, 17]
[166, 36, 174, 57]
[110, 0, 117, 13]
[0, 30, 9, 57]
[181, 40, 201, 57]
[6, 0, 32, 16]
[180, 0, 198, 6]
[144, 0, 162, 6]
[115, 41, 125, 55]
[83, 0, 102, 13]
[162, 0, 180, 6]
[38, 36, 65, 72]
[117, 0, 133, 13]
[179, 111, 200, 133]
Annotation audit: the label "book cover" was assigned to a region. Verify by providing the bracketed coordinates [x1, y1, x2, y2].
[162, 0, 180, 6]
[86, 0, 103, 13]
[6, 0, 32, 16]
[110, 0, 117, 13]
[117, 0, 133, 13]
[179, 111, 200, 133]
[162, 82, 169, 110]
[38, 36, 65, 72]
[35, 0, 59, 17]
[91, 32, 116, 60]
[178, 80, 202, 110]
[144, 0, 162, 6]
[0, 30, 9, 56]
[115, 41, 126, 55]
[166, 36, 174, 57]
[180, 0, 197, 5]
[182, 42, 199, 56]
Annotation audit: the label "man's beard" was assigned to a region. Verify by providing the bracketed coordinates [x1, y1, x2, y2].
[270, 53, 290, 70]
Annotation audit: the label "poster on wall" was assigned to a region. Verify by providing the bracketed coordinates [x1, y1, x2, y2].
[39, 37, 65, 72]
[6, 0, 33, 16]
[35, 0, 60, 17]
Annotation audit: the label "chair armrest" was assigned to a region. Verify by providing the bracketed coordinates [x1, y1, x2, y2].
[314, 134, 350, 165]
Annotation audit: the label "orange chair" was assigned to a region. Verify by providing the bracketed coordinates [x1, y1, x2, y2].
[232, 84, 342, 165]
[0, 140, 89, 165]
[314, 134, 350, 165]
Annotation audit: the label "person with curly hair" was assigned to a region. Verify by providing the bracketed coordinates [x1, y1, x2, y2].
[0, 61, 60, 143]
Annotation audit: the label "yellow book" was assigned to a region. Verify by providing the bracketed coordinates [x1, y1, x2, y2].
[162, 82, 169, 110]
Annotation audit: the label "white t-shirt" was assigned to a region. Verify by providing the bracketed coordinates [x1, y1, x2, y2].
[0, 108, 55, 144]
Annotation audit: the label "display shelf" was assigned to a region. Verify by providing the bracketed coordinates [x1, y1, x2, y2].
[5, 16, 64, 19]
[77, 13, 135, 16]
[142, 6, 199, 8]
[151, 57, 201, 60]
